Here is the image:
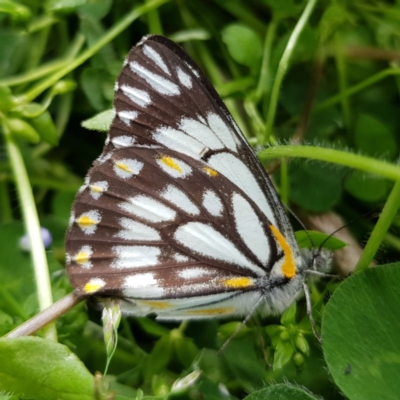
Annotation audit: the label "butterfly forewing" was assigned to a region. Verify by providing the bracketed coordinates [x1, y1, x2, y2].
[65, 35, 301, 318]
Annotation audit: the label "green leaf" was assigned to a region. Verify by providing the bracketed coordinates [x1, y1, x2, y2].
[280, 301, 297, 325]
[144, 335, 173, 380]
[0, 337, 93, 400]
[244, 383, 320, 399]
[47, 0, 86, 13]
[81, 109, 113, 132]
[274, 339, 294, 370]
[7, 118, 40, 143]
[295, 230, 347, 250]
[322, 263, 400, 400]
[319, 4, 348, 43]
[287, 162, 344, 212]
[354, 114, 398, 159]
[0, 85, 14, 111]
[0, 0, 31, 22]
[221, 23, 262, 68]
[30, 110, 59, 146]
[344, 171, 388, 202]
[80, 67, 112, 111]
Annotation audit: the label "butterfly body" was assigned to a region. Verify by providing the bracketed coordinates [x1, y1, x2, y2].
[65, 35, 308, 320]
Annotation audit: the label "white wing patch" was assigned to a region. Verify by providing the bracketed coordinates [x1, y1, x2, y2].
[121, 85, 151, 107]
[161, 184, 200, 215]
[176, 67, 192, 88]
[118, 110, 138, 127]
[178, 267, 214, 279]
[130, 62, 180, 96]
[156, 155, 193, 178]
[174, 222, 265, 276]
[89, 181, 108, 200]
[112, 245, 161, 268]
[73, 245, 93, 269]
[207, 152, 276, 226]
[113, 158, 144, 179]
[115, 217, 161, 241]
[232, 193, 270, 265]
[207, 113, 237, 152]
[143, 44, 170, 75]
[123, 273, 165, 298]
[76, 210, 101, 235]
[119, 195, 177, 223]
[202, 190, 223, 217]
[111, 135, 136, 148]
[153, 126, 207, 159]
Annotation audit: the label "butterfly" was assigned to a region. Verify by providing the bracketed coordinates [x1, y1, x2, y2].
[65, 35, 325, 322]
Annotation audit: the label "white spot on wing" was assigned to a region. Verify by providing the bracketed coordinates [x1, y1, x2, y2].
[202, 190, 223, 216]
[173, 253, 190, 262]
[179, 117, 224, 150]
[161, 185, 199, 215]
[174, 222, 265, 276]
[115, 217, 161, 241]
[185, 61, 200, 78]
[111, 135, 135, 148]
[232, 193, 270, 265]
[113, 158, 144, 179]
[207, 113, 237, 152]
[89, 180, 108, 200]
[177, 67, 192, 88]
[178, 268, 213, 279]
[153, 126, 206, 159]
[156, 155, 193, 178]
[74, 245, 93, 269]
[112, 245, 161, 268]
[207, 152, 276, 225]
[121, 85, 151, 107]
[119, 195, 176, 223]
[143, 45, 170, 75]
[123, 272, 164, 298]
[130, 62, 180, 96]
[76, 210, 101, 235]
[118, 110, 138, 127]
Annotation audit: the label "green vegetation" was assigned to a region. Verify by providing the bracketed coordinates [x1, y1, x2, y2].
[1, 0, 400, 399]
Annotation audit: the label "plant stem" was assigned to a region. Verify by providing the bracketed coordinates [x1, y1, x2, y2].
[3, 123, 57, 341]
[258, 145, 400, 181]
[314, 67, 400, 112]
[355, 180, 400, 271]
[264, 0, 318, 141]
[15, 0, 169, 105]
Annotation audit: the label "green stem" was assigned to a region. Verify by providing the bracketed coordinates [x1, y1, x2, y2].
[264, 0, 318, 141]
[314, 68, 400, 112]
[355, 180, 400, 272]
[258, 145, 400, 181]
[255, 19, 277, 104]
[334, 32, 351, 130]
[2, 122, 57, 341]
[0, 180, 13, 223]
[15, 0, 169, 105]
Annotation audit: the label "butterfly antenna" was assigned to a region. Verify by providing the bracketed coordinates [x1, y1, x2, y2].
[217, 293, 265, 355]
[285, 205, 315, 248]
[317, 210, 374, 253]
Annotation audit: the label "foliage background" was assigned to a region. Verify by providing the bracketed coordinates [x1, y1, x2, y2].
[1, 0, 400, 399]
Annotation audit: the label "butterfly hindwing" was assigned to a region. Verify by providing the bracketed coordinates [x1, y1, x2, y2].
[65, 35, 301, 318]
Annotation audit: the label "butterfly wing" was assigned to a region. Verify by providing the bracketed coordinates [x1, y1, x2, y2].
[65, 35, 301, 318]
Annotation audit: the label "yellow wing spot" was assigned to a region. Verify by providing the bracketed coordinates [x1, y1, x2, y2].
[77, 215, 96, 228]
[139, 300, 171, 309]
[188, 307, 234, 316]
[160, 156, 183, 173]
[203, 166, 218, 177]
[223, 277, 254, 289]
[75, 251, 90, 265]
[90, 185, 103, 193]
[115, 161, 133, 173]
[269, 225, 296, 278]
[83, 278, 105, 294]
